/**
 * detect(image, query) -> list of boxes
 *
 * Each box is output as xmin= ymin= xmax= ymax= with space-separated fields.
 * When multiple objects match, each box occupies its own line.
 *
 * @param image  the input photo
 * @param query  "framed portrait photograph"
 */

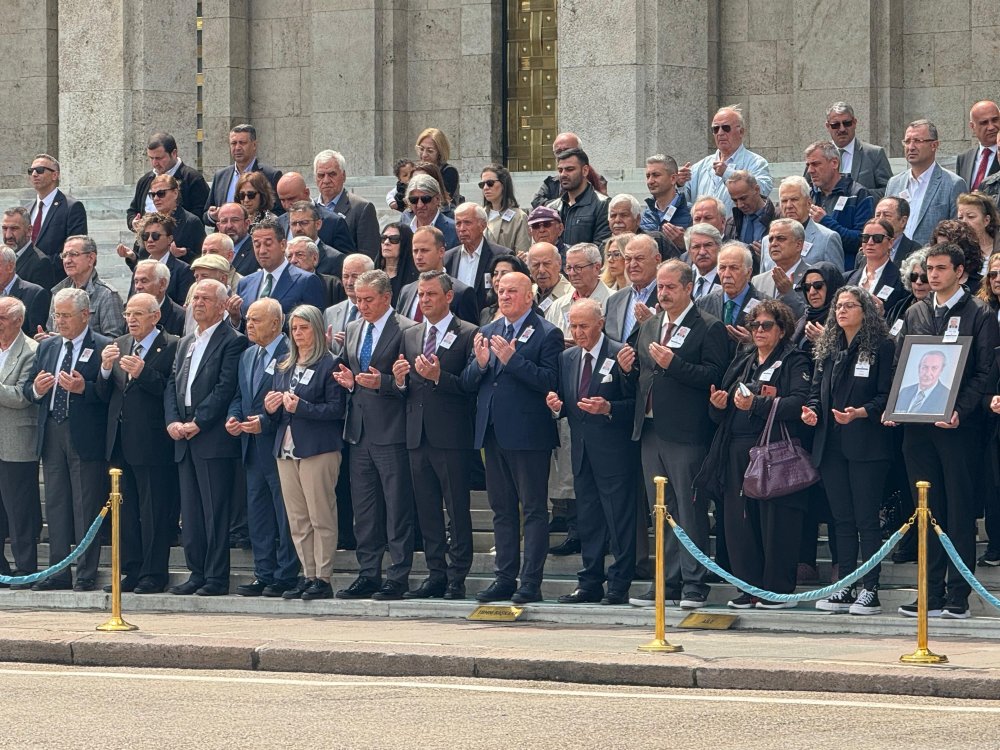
xmin=886 ymin=336 xmax=971 ymax=423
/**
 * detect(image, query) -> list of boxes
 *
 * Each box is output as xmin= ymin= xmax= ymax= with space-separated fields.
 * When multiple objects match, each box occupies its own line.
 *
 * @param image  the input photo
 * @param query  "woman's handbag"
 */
xmin=743 ymin=397 xmax=820 ymax=499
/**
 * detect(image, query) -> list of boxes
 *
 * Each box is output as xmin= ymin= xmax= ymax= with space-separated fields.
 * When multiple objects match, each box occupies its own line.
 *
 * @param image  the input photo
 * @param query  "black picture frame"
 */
xmin=886 ymin=335 xmax=971 ymax=423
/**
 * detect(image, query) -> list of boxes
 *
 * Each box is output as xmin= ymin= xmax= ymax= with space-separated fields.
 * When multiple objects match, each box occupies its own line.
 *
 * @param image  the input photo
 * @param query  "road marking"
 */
xmin=0 ymin=667 xmax=996 ymax=713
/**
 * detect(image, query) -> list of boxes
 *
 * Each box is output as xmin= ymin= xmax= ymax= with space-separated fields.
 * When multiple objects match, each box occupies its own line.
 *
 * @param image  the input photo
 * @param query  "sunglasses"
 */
xmin=711 ymin=124 xmax=732 ymax=134
xmin=141 ymin=231 xmax=163 ymax=241
xmin=800 ymin=280 xmax=826 ymax=292
xmin=148 ymin=189 xmax=174 ymax=199
xmin=530 ymin=220 xmax=556 ymax=229
xmin=747 ymin=320 xmax=777 ymax=332
xmin=909 ymin=272 xmax=929 ymax=284
xmin=409 ymin=195 xmax=436 ymax=206
xmin=860 ymin=233 xmax=888 ymax=244
xmin=380 ymin=234 xmax=401 ymax=244
xmin=478 ymin=179 xmax=498 ymax=189
xmin=27 ymin=166 xmax=54 ymax=175
xmin=826 ymin=119 xmax=854 ymax=130
xmin=988 ymin=271 xmax=1000 ymax=280
xmin=237 ymin=191 xmax=258 ymax=201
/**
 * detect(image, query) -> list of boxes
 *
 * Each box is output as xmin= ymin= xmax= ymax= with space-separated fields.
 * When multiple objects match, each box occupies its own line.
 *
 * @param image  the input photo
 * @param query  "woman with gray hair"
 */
xmin=886 ymin=247 xmax=932 ymax=329
xmin=264 ymin=305 xmax=347 ymax=601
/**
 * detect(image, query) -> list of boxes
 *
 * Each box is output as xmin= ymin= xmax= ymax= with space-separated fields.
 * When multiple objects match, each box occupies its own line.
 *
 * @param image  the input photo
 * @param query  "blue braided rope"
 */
xmin=934 ymin=524 xmax=1000 ymax=611
xmin=670 ymin=520 xmax=910 ymax=603
xmin=0 ymin=506 xmax=108 ymax=585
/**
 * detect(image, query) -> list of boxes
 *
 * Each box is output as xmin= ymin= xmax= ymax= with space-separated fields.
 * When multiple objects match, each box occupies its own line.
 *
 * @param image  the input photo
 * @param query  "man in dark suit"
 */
xmin=461 ymin=271 xmax=562 ymax=604
xmin=391 ymin=271 xmax=477 ymax=600
xmin=446 ymin=202 xmax=512 ymax=312
xmin=848 ymin=219 xmax=908 ymax=316
xmin=132 ymin=259 xmax=186 ymax=337
xmin=955 ymin=101 xmax=1000 ymax=191
xmin=605 ymin=234 xmax=661 ymax=343
xmin=275 ymin=175 xmax=355 ymax=255
xmin=225 ymin=298 xmax=299 ymax=597
xmin=127 ymin=132 xmax=210 ymax=231
xmin=397 ymin=226 xmax=478 ymax=324
xmin=229 ymin=218 xmax=326 ymax=327
xmin=26 ymin=154 xmax=88 ymax=281
xmin=203 ymin=124 xmax=283 ymax=226
xmin=3 ymin=207 xmax=54 ymax=290
xmin=0 ymin=247 xmax=49 ymax=334
xmin=332 ymin=269 xmax=418 ymax=600
xmin=216 ymin=203 xmax=258 ymax=276
xmin=164 ymin=279 xmax=248 ymax=596
xmin=24 ymin=287 xmax=110 ymax=591
xmin=285 ymin=200 xmax=347 ymax=278
xmin=546 ymin=298 xmax=637 ymax=605
xmin=95 ymin=292 xmax=179 ymax=594
xmin=697 ymin=241 xmax=768 ymax=359
xmin=287 ymin=237 xmax=345 ymax=309
xmin=619 ymin=259 xmax=729 ymax=609
xmin=314 ymin=149 xmax=381 ymax=258
xmin=823 ymin=102 xmax=893 ymax=197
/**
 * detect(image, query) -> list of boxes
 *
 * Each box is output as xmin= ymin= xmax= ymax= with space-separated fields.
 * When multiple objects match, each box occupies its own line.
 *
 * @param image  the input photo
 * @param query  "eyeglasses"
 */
xmin=711 ymin=124 xmax=732 ymax=134
xmin=408 ymin=195 xmax=436 ymax=206
xmin=901 ymin=138 xmax=936 ymax=147
xmin=826 ymin=119 xmax=854 ymax=130
xmin=834 ymin=302 xmax=862 ymax=311
xmin=141 ymin=231 xmax=163 ymax=242
xmin=27 ymin=166 xmax=54 ymax=175
xmin=860 ymin=233 xmax=888 ymax=244
xmin=530 ymin=220 xmax=556 ymax=229
xmin=800 ymin=281 xmax=826 ymax=292
xmin=605 ymin=251 xmax=623 ymax=260
xmin=564 ymin=262 xmax=597 ymax=274
xmin=236 ymin=191 xmax=259 ymax=201
xmin=289 ymin=219 xmax=315 ymax=228
xmin=59 ymin=250 xmax=93 ymax=260
xmin=380 ymin=234 xmax=401 ymax=244
xmin=148 ymin=189 xmax=174 ymax=199
xmin=478 ymin=179 xmax=498 ymax=189
xmin=747 ymin=320 xmax=777 ymax=331
xmin=52 ymin=312 xmax=80 ymax=319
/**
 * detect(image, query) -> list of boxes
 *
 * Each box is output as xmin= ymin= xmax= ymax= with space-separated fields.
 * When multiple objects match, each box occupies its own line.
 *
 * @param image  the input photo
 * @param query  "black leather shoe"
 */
xmin=195 ymin=583 xmax=228 ymax=596
xmin=9 ymin=572 xmax=34 ymax=591
xmin=73 ymin=578 xmax=96 ymax=592
xmin=133 ymin=579 xmax=164 ymax=595
xmin=511 ymin=584 xmax=542 ymax=604
xmin=102 ymin=575 xmax=138 ymax=594
xmin=263 ymin=581 xmax=297 ymax=597
xmin=403 ymin=578 xmax=447 ymax=599
xmin=335 ymin=576 xmax=381 ymax=600
xmin=557 ymin=588 xmax=602 ymax=604
xmin=301 ymin=579 xmax=333 ymax=600
xmin=443 ymin=582 xmax=467 ymax=600
xmin=476 ymin=580 xmax=516 ymax=602
xmin=236 ymin=579 xmax=270 ymax=597
xmin=549 ymin=537 xmax=581 ymax=556
xmin=282 ymin=578 xmax=312 ymax=600
xmin=601 ymin=591 xmax=629 ymax=605
xmin=31 ymin=578 xmax=72 ymax=592
xmin=371 ymin=580 xmax=407 ymax=601
xmin=168 ymin=579 xmax=202 ymax=596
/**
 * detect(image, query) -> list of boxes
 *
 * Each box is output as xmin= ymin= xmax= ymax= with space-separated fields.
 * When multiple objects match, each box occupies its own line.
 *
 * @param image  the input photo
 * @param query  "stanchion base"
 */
xmin=900 ymin=648 xmax=948 ymax=665
xmin=638 ymin=638 xmax=683 ymax=653
xmin=96 ymin=617 xmax=138 ymax=632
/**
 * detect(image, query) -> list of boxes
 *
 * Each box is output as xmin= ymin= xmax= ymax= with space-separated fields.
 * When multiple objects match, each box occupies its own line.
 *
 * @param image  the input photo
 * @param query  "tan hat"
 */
xmin=191 ymin=254 xmax=231 ymax=273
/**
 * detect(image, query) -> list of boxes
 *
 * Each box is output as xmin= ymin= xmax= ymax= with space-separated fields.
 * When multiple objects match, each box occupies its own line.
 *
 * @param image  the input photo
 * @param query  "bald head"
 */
xmin=553 ymin=132 xmax=581 ymax=155
xmin=495 ymin=271 xmax=534 ymax=321
xmin=245 ymin=297 xmax=283 ymax=347
xmin=276 ymin=172 xmax=310 ymax=212
xmin=527 ymin=242 xmax=561 ymax=294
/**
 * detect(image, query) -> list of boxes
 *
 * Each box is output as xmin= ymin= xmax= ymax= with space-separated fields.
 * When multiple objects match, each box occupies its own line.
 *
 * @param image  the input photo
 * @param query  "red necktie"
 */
xmin=973 ymin=149 xmax=992 ymax=190
xmin=413 ymin=303 xmax=424 ymax=323
xmin=31 ymin=201 xmax=43 ymax=242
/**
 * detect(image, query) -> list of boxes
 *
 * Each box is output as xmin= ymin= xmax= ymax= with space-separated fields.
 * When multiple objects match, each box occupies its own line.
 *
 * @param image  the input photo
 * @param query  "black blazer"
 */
xmin=806 ymin=336 xmax=894 ymax=465
xmin=956 ymin=146 xmax=999 ymax=189
xmin=397 ymin=276 xmax=479 ymax=325
xmin=159 ymin=298 xmax=187 ymax=336
xmin=319 ymin=273 xmax=347 ymax=309
xmin=164 ymin=322 xmax=248 ymax=460
xmin=268 ymin=352 xmax=346 ymax=458
xmin=203 ymin=161 xmax=284 ymax=225
xmin=444 ymin=238 xmax=512 ymax=312
xmin=231 ymin=235 xmax=258 ymax=276
xmin=127 ymin=162 xmax=211 ymax=229
xmin=278 ymin=207 xmax=356 ymax=254
xmin=314 ymin=240 xmax=346 ymax=279
xmin=128 ymin=254 xmax=194 ymax=307
xmin=31 ymin=190 xmax=88 ymax=273
xmin=396 ymin=315 xmax=478 ymax=450
xmin=847 ymin=260 xmax=908 ymax=317
xmin=7 ymin=276 xmax=50 ymax=335
xmin=14 ymin=243 xmax=55 ymax=290
xmin=95 ymin=330 xmax=178 ymax=465
xmin=25 ymin=328 xmax=111 ymax=461
xmin=327 ymin=191 xmax=381 ymax=258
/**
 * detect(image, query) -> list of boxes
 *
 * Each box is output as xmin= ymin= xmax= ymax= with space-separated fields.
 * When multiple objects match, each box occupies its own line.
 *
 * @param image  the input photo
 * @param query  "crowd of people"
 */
xmin=2 ymin=100 xmax=1000 ymax=620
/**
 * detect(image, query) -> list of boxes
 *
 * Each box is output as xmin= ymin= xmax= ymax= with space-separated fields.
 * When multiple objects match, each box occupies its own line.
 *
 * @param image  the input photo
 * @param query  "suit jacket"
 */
xmin=95 ymin=330 xmax=178 ymax=465
xmin=318 ymin=273 xmax=346 ymax=309
xmin=760 ymin=219 xmax=844 ymax=272
xmin=128 ymin=254 xmax=193 ymax=307
xmin=896 ymin=381 xmax=951 ymax=416
xmin=313 ymin=239 xmax=346 ymax=279
xmin=853 ymin=235 xmax=921 ymax=270
xmin=847 ymin=260 xmax=908 ymax=316
xmin=163 ymin=322 xmax=248 ymax=460
xmin=624 ymin=305 xmax=729 ymax=443
xmin=696 ymin=283 xmax=768 ymax=328
xmin=886 ymin=163 xmax=968 ymax=246
xmin=849 ymin=140 xmax=893 ymax=197
xmin=203 ymin=161 xmax=284 ymax=225
xmin=30 ymin=189 xmax=88 ymax=273
xmin=396 ymin=316 xmax=477 ymax=450
xmin=556 ymin=337 xmax=635 ymax=475
xmin=433 ymin=213 xmax=460 ymax=250
xmin=228 ymin=335 xmax=288 ymax=462
xmin=751 ymin=262 xmax=811 ymax=318
xmin=159 ymin=297 xmax=187 ymax=336
xmin=127 ymin=162 xmax=211 ymax=228
xmin=323 ymin=299 xmax=357 ymax=357
xmin=25 ymin=328 xmax=111 ymax=461
xmin=278 ymin=206 xmax=356 ymax=254
xmin=445 ymin=238 xmax=512 ymax=312
xmin=460 ymin=309 xmax=562 ymax=450
xmin=605 ymin=283 xmax=657 ymax=343
xmin=236 ymin=264 xmax=326 ymax=319
xmin=7 ymin=276 xmax=50 ymax=335
xmin=338 ymin=311 xmax=416 ymax=446
xmin=14 ymin=243 xmax=54 ymax=290
xmin=397 ymin=275 xmax=479 ymax=325
xmin=955 ymin=146 xmax=999 ymax=189
xmin=0 ymin=331 xmax=38 ymax=463
xmin=268 ymin=352 xmax=346 ymax=458
xmin=327 ymin=191 xmax=380 ymax=258
xmin=231 ymin=235 xmax=258 ymax=276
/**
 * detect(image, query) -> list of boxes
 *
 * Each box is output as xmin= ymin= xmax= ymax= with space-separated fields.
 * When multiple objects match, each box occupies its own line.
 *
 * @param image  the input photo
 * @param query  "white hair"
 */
xmin=313 ymin=149 xmax=346 ymax=174
xmin=608 ymin=194 xmax=642 ymax=219
xmin=780 ymin=175 xmax=811 ymax=200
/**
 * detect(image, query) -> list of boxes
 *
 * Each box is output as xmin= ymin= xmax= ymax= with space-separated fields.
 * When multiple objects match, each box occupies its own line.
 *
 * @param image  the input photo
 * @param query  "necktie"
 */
xmin=579 ymin=352 xmax=593 ymax=397
xmin=423 ymin=324 xmax=437 ymax=359
xmin=838 ymin=148 xmax=847 ymax=173
xmin=51 ymin=340 xmax=73 ymax=423
xmin=259 ymin=272 xmax=274 ymax=299
xmin=359 ymin=323 xmax=374 ymax=371
xmin=127 ymin=341 xmax=144 ymax=383
xmin=973 ymin=149 xmax=992 ymax=190
xmin=31 ymin=200 xmax=43 ymax=242
xmin=623 ymin=287 xmax=641 ymax=337
xmin=661 ymin=322 xmax=675 ymax=347
xmin=347 ymin=303 xmax=358 ymax=324
xmin=695 ymin=277 xmax=706 ymax=299
xmin=251 ymin=346 xmax=268 ymax=393
xmin=503 ymin=323 xmax=515 ymax=341
xmin=909 ymin=390 xmax=926 ymax=413
xmin=413 ymin=301 xmax=424 ymax=323
xmin=723 ymin=299 xmax=736 ymax=325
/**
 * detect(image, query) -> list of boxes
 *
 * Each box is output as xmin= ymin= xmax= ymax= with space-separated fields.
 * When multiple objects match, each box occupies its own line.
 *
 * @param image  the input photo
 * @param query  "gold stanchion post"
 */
xmin=639 ymin=476 xmax=682 ymax=653
xmin=97 ymin=468 xmax=138 ymax=632
xmin=900 ymin=480 xmax=945 ymax=664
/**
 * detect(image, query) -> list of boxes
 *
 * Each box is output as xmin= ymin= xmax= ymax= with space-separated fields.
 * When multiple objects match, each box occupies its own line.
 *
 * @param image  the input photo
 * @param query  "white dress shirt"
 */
xmin=185 ymin=320 xmax=222 ymax=407
xmin=456 ymin=240 xmax=483 ymax=288
xmin=903 ymin=165 xmax=935 ymax=239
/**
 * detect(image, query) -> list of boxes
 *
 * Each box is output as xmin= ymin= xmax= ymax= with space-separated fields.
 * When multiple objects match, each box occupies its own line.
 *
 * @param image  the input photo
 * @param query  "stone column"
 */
xmin=201 ymin=0 xmax=249 ymax=175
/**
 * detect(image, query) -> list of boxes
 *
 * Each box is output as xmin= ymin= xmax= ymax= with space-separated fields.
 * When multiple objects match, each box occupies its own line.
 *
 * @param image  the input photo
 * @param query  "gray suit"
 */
xmin=849 ymin=140 xmax=893 ymax=197
xmin=323 ymin=299 xmax=359 ymax=357
xmin=751 ymin=262 xmax=812 ymax=318
xmin=760 ymin=220 xmax=843 ymax=273
xmin=886 ymin=163 xmax=968 ymax=247
xmin=604 ymin=284 xmax=656 ymax=343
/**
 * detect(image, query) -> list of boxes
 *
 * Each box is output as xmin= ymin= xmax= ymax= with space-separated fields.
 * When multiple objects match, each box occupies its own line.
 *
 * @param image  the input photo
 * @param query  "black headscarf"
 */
xmin=797 ymin=262 xmax=845 ymax=323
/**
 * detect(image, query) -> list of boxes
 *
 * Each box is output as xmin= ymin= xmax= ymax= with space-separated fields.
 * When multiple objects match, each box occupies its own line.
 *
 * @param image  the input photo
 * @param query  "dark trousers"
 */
xmin=902 ymin=424 xmax=977 ymax=600
xmin=575 ymin=452 xmax=636 ymax=595
xmin=350 ymin=436 xmax=413 ymax=584
xmin=798 ymin=484 xmax=835 ymax=568
xmin=0 ymin=460 xmax=41 ymax=573
xmin=820 ymin=442 xmax=888 ymax=590
xmin=335 ymin=444 xmax=356 ymax=547
xmin=177 ymin=451 xmax=235 ymax=588
xmin=483 ymin=426 xmax=550 ymax=587
xmin=245 ymin=438 xmax=299 ymax=585
xmin=409 ymin=442 xmax=473 ymax=585
xmin=41 ymin=418 xmax=106 ymax=584
xmin=229 ymin=467 xmax=248 ymax=542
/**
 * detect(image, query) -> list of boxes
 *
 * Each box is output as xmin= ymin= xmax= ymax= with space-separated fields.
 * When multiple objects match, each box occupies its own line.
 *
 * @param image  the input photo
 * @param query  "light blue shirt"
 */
xmin=683 ymin=144 xmax=772 ymax=212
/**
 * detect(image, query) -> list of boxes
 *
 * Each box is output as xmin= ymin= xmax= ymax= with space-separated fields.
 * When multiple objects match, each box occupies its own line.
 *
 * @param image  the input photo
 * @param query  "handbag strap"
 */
xmin=755 ymin=396 xmax=781 ymax=448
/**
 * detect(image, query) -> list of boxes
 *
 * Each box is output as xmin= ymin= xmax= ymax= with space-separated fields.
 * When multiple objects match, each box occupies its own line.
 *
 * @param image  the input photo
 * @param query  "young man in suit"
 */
xmin=0 ymin=246 xmax=49 ymax=335
xmin=392 ymin=270 xmax=478 ymax=600
xmin=96 ymin=293 xmax=179 ymax=594
xmin=127 ymin=132 xmax=210 ymax=231
xmin=26 ymin=154 xmax=87 ymax=281
xmin=461 ymin=271 xmax=562 ymax=604
xmin=3 ymin=206 xmax=54 ymax=290
xmin=203 ymin=124 xmax=283 ymax=226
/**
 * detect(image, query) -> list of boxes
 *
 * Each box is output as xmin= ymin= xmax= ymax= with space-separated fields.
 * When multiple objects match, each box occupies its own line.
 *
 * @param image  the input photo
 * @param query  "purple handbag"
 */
xmin=743 ymin=397 xmax=820 ymax=500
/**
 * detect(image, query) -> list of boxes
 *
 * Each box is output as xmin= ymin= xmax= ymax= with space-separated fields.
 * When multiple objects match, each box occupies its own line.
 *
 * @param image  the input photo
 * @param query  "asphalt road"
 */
xmin=4 ymin=664 xmax=1000 ymax=749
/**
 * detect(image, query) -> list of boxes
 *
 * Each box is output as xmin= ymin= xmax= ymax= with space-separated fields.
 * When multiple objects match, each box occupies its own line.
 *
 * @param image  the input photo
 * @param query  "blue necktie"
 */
xmin=503 ymin=323 xmax=514 ymax=341
xmin=251 ymin=346 xmax=268 ymax=393
xmin=359 ymin=323 xmax=374 ymax=372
